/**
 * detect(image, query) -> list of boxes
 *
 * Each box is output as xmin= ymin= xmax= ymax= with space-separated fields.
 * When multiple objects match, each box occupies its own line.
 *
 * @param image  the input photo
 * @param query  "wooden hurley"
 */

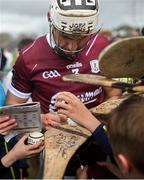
xmin=63 ymin=74 xmax=112 ymax=86
xmin=89 ymin=98 xmax=124 ymax=115
xmin=63 ymin=74 xmax=144 ymax=93
xmin=43 ymin=124 xmax=91 ymax=179
xmin=99 ymin=37 xmax=144 ymax=78
xmin=43 ymin=98 xmax=126 ymax=179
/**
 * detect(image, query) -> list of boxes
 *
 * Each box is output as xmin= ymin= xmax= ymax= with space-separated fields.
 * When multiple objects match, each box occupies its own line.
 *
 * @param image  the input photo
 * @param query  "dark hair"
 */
xmin=107 ymin=95 xmax=144 ymax=173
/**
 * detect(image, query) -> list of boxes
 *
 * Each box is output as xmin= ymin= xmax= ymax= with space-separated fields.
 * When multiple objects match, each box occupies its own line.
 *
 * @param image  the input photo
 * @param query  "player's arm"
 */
xmin=6 ymin=90 xmax=28 ymax=105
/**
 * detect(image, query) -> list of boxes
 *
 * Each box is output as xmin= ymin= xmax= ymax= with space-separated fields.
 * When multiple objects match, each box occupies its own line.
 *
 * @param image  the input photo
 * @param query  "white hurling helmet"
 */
xmin=50 ymin=0 xmax=99 ymax=35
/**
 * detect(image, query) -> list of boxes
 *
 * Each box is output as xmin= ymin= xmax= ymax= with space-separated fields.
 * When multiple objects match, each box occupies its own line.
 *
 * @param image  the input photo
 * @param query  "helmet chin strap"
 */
xmin=53 ymin=46 xmax=78 ymax=61
xmin=50 ymin=24 xmax=78 ymax=61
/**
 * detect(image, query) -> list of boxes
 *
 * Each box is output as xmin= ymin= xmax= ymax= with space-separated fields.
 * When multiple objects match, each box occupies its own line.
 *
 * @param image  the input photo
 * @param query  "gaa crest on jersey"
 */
xmin=90 ymin=59 xmax=100 ymax=73
xmin=42 ymin=70 xmax=61 ymax=79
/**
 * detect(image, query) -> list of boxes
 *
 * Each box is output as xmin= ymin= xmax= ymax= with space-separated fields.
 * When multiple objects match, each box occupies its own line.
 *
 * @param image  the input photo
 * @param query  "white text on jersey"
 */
xmin=66 ymin=62 xmax=82 ymax=69
xmin=42 ymin=70 xmax=61 ymax=79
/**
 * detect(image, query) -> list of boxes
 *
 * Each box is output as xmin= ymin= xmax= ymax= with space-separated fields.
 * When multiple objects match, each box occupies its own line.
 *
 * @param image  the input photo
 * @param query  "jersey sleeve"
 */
xmin=9 ymin=53 xmax=32 ymax=99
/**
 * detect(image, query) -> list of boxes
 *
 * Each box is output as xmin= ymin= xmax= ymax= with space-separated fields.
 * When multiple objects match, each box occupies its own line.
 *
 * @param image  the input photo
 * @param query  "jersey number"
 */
xmin=72 ymin=68 xmax=79 ymax=74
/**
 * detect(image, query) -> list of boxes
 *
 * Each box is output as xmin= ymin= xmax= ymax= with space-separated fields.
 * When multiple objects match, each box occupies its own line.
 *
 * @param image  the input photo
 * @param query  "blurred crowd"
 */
xmin=0 ymin=37 xmax=34 ymax=92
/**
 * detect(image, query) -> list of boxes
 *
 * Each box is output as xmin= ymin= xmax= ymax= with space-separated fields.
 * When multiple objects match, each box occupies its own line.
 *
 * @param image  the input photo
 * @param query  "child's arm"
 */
xmin=56 ymin=92 xmax=114 ymax=161
xmin=1 ymin=135 xmax=44 ymax=168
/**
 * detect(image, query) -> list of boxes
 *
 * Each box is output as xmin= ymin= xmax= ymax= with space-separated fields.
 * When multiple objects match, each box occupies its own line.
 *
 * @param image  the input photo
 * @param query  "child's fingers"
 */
xmin=27 ymin=140 xmax=44 ymax=150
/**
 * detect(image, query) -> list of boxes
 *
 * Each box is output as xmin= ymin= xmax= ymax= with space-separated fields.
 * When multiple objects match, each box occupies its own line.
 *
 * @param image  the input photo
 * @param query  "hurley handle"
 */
xmin=63 ymin=74 xmax=144 ymax=93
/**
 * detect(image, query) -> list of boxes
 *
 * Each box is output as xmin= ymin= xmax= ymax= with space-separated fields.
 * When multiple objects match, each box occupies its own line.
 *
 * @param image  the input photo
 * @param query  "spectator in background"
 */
xmin=17 ymin=38 xmax=34 ymax=52
xmin=111 ymin=25 xmax=140 ymax=42
xmin=0 ymin=49 xmax=6 ymax=106
xmin=2 ymin=38 xmax=34 ymax=93
xmin=0 ymin=82 xmax=5 ymax=106
xmin=141 ymin=27 xmax=144 ymax=36
xmin=3 ymin=48 xmax=13 ymax=72
xmin=137 ymin=27 xmax=144 ymax=85
xmin=0 ymin=48 xmax=7 ymax=72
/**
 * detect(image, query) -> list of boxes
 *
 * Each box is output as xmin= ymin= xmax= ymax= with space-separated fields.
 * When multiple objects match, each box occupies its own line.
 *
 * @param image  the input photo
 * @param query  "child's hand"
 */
xmin=56 ymin=92 xmax=100 ymax=132
xmin=11 ymin=135 xmax=44 ymax=161
xmin=1 ymin=134 xmax=44 ymax=168
xmin=0 ymin=115 xmax=17 ymax=135
xmin=56 ymin=92 xmax=90 ymax=124
xmin=97 ymin=161 xmax=124 ymax=178
xmin=76 ymin=165 xmax=88 ymax=179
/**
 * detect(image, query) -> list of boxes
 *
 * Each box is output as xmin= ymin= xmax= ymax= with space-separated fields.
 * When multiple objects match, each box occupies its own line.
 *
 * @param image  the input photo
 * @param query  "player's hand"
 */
xmin=0 ymin=115 xmax=17 ymax=135
xmin=41 ymin=113 xmax=67 ymax=130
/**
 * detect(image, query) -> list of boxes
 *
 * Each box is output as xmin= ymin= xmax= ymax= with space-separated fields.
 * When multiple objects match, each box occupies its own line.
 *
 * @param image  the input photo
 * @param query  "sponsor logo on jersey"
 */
xmin=77 ymin=87 xmax=102 ymax=104
xmin=49 ymin=87 xmax=102 ymax=112
xmin=66 ymin=62 xmax=83 ymax=69
xmin=42 ymin=70 xmax=61 ymax=79
xmin=90 ymin=59 xmax=100 ymax=73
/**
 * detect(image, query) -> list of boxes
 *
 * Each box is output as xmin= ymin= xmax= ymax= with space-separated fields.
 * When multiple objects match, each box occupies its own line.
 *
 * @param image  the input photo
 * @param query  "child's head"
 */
xmin=108 ymin=95 xmax=144 ymax=178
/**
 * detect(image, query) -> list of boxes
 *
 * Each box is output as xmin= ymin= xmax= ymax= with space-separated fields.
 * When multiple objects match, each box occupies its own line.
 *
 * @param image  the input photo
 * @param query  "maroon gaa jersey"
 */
xmin=9 ymin=34 xmax=109 ymax=113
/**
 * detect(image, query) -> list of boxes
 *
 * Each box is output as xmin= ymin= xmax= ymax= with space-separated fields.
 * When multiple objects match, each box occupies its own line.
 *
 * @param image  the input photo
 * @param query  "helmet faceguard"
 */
xmin=49 ymin=0 xmax=99 ymax=60
xmin=50 ymin=24 xmax=80 ymax=61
